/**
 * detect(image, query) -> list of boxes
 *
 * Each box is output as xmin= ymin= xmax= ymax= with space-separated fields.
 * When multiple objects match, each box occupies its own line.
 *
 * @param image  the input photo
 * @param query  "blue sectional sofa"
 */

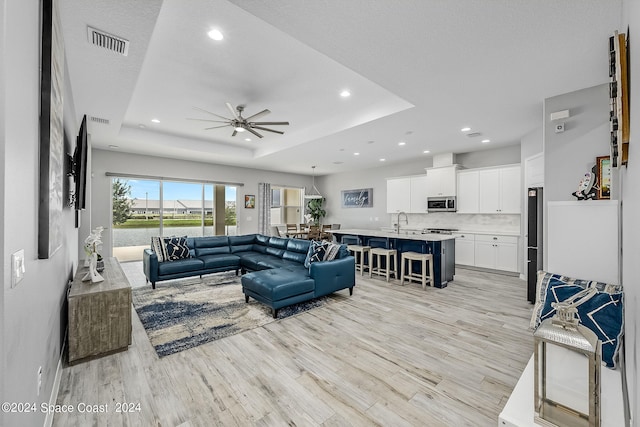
xmin=143 ymin=234 xmax=356 ymax=317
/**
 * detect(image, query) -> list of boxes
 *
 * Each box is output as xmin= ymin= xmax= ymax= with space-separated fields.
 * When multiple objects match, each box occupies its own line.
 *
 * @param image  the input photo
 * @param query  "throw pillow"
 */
xmin=537 ymin=277 xmax=624 ymax=369
xmin=151 ymin=236 xmax=168 ymax=262
xmin=530 ymin=270 xmax=623 ymax=329
xmin=163 ymin=236 xmax=191 ymax=261
xmin=304 ymin=240 xmax=329 ymax=268
xmin=323 ymin=242 xmax=342 ymax=261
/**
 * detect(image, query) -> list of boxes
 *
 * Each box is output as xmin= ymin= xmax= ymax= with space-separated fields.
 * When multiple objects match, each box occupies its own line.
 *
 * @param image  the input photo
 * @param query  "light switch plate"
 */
xmin=11 ymin=249 xmax=25 ymax=288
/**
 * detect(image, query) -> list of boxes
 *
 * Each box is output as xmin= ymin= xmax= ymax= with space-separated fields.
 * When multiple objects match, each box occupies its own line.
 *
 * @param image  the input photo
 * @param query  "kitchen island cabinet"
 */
xmin=332 ymin=229 xmax=455 ymax=288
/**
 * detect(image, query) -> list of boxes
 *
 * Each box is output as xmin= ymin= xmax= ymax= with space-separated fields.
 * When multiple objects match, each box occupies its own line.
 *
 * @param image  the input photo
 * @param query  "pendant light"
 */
xmin=304 ymin=166 xmax=323 ymax=199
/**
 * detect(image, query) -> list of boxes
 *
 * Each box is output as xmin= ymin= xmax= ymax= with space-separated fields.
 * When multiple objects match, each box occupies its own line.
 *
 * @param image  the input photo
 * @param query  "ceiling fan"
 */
xmin=188 ymin=103 xmax=289 ymax=139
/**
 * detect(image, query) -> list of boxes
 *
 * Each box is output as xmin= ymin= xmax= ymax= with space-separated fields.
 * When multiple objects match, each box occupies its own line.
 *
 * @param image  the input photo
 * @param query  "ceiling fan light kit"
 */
xmin=188 ymin=103 xmax=289 ymax=139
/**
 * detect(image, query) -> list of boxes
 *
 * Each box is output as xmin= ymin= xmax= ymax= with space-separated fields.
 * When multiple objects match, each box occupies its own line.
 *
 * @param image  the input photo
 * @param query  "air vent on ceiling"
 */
xmin=467 ymin=132 xmax=482 ymax=138
xmin=87 ymin=26 xmax=129 ymax=56
xmin=90 ymin=116 xmax=110 ymax=125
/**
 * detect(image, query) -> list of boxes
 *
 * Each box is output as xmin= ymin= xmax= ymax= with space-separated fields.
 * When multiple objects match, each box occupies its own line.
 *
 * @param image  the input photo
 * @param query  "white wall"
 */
xmin=544 ymin=84 xmax=611 ymax=202
xmin=90 ymin=150 xmax=316 ymax=255
xmin=621 ymin=0 xmax=639 ymax=422
xmin=1 ymin=1 xmax=79 ymax=425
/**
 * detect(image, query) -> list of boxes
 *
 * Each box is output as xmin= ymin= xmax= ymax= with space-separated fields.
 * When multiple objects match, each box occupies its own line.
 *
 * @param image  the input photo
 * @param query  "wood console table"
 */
xmin=68 ymin=257 xmax=132 ymax=365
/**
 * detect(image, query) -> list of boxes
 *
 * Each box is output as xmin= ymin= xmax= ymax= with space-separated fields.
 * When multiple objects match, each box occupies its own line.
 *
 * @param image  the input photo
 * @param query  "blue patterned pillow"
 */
xmin=537 ymin=276 xmax=624 ymax=369
xmin=163 ymin=236 xmax=191 ymax=261
xmin=304 ymin=240 xmax=328 ymax=268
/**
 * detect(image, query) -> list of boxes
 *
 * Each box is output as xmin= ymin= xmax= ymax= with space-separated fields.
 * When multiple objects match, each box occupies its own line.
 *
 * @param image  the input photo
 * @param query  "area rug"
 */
xmin=132 ymin=271 xmax=327 ymax=357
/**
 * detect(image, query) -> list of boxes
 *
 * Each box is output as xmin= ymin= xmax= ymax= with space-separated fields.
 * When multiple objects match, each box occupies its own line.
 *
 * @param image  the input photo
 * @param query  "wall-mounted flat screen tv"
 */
xmin=73 ymin=115 xmax=87 ymax=210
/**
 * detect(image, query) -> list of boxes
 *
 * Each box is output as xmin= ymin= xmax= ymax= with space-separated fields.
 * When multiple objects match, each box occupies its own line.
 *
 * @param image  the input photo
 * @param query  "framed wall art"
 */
xmin=341 ymin=188 xmax=373 ymax=208
xmin=596 ymin=155 xmax=611 ymax=199
xmin=244 ymin=195 xmax=256 ymax=209
xmin=38 ymin=0 xmax=65 ymax=259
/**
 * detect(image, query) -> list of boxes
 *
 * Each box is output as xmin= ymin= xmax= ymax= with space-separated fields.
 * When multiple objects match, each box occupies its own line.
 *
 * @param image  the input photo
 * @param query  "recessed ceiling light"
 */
xmin=340 ymin=90 xmax=351 ymax=98
xmin=245 ymin=138 xmax=251 ymax=142
xmin=423 ymin=150 xmax=430 ymax=154
xmin=207 ymin=29 xmax=223 ymax=41
xmin=379 ymin=158 xmax=386 ymax=162
xmin=151 ymin=118 xmax=160 ymax=123
xmin=354 ymin=152 xmax=360 ymax=156
xmin=398 ymin=141 xmax=406 ymax=146
xmin=481 ymin=139 xmax=490 ymax=143
xmin=108 ymin=145 xmax=119 ymax=149
xmin=461 ymin=127 xmax=471 ymax=132
xmin=138 ymin=124 xmax=146 ymax=129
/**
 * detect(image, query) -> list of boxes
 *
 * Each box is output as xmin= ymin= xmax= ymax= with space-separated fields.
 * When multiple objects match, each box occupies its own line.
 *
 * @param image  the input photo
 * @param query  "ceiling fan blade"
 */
xmin=232 ymin=129 xmax=237 ymax=137
xmin=192 ymin=106 xmax=230 ymax=121
xmin=251 ymin=121 xmax=289 ymax=126
xmin=204 ymin=125 xmax=231 ymax=130
xmin=244 ymin=127 xmax=263 ymax=139
xmin=252 ymin=126 xmax=284 ymax=135
xmin=187 ymin=118 xmax=228 ymax=123
xmin=226 ymin=102 xmax=239 ymax=119
xmin=244 ymin=109 xmax=270 ymax=121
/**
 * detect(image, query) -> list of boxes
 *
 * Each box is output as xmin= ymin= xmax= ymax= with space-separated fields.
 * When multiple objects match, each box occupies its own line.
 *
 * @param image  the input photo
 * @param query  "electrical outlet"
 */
xmin=37 ymin=366 xmax=42 ymax=396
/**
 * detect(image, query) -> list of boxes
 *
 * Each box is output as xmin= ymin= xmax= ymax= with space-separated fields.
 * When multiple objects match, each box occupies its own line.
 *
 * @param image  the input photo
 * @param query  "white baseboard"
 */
xmin=44 ymin=340 xmax=65 ymax=427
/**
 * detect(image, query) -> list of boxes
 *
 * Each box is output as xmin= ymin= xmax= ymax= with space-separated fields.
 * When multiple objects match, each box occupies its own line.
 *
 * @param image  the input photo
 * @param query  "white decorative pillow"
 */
xmin=151 ymin=236 xmax=167 ymax=262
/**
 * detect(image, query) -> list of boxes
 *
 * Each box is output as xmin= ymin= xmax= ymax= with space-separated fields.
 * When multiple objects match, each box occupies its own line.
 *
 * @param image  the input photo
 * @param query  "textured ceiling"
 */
xmin=59 ymin=0 xmax=623 ymax=176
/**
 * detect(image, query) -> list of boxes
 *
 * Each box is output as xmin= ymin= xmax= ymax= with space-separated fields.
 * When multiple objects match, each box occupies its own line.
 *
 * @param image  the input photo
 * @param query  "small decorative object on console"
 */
xmin=83 ymin=226 xmax=105 ymax=283
xmin=571 ymin=167 xmax=597 ymax=201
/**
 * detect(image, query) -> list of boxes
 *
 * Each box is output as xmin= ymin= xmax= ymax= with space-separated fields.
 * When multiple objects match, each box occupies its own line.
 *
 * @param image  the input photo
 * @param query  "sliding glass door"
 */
xmin=111 ymin=177 xmax=237 ymax=262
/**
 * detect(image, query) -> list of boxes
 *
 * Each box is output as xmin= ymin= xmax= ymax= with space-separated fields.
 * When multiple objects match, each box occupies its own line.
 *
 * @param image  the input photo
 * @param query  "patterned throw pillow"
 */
xmin=163 ymin=236 xmax=191 ymax=261
xmin=304 ymin=240 xmax=328 ymax=268
xmin=151 ymin=236 xmax=168 ymax=262
xmin=532 ymin=271 xmax=624 ymax=369
xmin=304 ymin=241 xmax=343 ymax=268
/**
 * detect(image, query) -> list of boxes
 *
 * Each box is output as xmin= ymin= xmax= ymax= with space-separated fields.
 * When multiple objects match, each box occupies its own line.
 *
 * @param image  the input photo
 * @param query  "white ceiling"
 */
xmin=59 ymin=0 xmax=623 ymax=176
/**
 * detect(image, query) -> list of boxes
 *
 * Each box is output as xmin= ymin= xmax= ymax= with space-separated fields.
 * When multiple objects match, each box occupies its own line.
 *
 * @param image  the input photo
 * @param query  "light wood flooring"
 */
xmin=53 ymin=264 xmax=534 ymax=426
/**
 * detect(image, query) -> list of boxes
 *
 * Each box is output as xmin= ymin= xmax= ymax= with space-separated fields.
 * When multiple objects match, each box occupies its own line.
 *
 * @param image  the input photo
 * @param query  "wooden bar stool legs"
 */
xmin=369 ymin=248 xmax=398 ymax=282
xmin=347 ymin=245 xmax=371 ymax=276
xmin=400 ymin=251 xmax=434 ymax=289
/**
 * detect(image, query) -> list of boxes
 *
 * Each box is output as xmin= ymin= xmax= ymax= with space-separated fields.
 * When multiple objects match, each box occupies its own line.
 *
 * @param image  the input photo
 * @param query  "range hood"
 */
xmin=424 ymin=153 xmax=459 ymax=197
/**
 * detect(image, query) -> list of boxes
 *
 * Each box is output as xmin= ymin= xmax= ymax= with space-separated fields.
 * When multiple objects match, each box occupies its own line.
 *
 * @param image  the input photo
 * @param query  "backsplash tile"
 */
xmin=392 ymin=213 xmax=520 ymax=233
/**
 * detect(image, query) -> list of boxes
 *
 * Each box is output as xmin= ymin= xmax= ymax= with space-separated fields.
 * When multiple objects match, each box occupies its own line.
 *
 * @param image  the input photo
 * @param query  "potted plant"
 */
xmin=306 ymin=198 xmax=326 ymax=225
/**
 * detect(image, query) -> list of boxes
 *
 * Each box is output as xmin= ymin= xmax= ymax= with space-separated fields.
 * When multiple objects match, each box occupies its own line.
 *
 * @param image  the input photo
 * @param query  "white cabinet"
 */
xmin=473 ymin=234 xmax=519 ymax=272
xmin=425 ymin=166 xmax=458 ymax=197
xmin=452 ymin=233 xmax=475 ymax=266
xmin=478 ymin=165 xmax=521 ymax=214
xmin=387 ymin=175 xmax=430 ymax=213
xmin=409 ymin=175 xmax=429 ymax=213
xmin=456 ymin=170 xmax=479 ymax=213
xmin=386 ymin=177 xmax=411 ymax=213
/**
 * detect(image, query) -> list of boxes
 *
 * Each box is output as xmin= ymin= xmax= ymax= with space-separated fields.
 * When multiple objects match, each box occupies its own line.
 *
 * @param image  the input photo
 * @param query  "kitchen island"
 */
xmin=332 ymin=228 xmax=455 ymax=288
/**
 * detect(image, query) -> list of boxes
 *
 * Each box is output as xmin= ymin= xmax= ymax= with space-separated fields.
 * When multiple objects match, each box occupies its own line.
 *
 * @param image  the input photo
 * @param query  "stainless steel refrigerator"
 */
xmin=527 ymin=187 xmax=543 ymax=303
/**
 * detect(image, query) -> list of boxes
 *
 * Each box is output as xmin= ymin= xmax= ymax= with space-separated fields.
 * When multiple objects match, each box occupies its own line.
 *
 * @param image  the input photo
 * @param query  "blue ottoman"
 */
xmin=241 ymin=269 xmax=315 ymax=318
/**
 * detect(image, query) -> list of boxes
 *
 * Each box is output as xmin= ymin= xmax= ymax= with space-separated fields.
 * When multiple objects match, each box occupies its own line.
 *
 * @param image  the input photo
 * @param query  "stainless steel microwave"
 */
xmin=427 ymin=196 xmax=456 ymax=212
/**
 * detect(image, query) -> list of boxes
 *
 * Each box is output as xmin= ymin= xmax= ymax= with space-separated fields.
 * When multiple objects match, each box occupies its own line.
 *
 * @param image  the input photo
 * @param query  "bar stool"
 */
xmin=400 ymin=251 xmax=434 ymax=289
xmin=369 ymin=248 xmax=398 ymax=282
xmin=347 ymin=245 xmax=371 ymax=275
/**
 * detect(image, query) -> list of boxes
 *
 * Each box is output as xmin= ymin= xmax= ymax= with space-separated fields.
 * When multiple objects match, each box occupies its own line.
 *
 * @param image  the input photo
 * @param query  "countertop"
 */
xmin=379 ymin=227 xmax=520 ymax=237
xmin=333 ymin=228 xmax=456 ymax=242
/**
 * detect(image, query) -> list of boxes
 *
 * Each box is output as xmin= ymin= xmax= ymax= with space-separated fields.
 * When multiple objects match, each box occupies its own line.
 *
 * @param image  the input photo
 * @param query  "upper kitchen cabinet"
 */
xmin=456 ymin=170 xmax=480 ymax=213
xmin=425 ymin=165 xmax=459 ymax=197
xmin=386 ymin=177 xmax=411 ymax=213
xmin=478 ymin=165 xmax=521 ymax=213
xmin=410 ymin=175 xmax=429 ymax=213
xmin=387 ymin=175 xmax=431 ymax=213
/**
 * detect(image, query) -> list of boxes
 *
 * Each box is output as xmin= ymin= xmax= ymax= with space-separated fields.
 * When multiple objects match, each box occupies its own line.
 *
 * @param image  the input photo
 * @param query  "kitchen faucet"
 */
xmin=396 ymin=211 xmax=408 ymax=234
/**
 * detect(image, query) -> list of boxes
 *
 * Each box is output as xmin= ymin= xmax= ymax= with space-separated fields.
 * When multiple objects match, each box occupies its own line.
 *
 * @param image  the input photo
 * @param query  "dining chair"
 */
xmin=307 ymin=225 xmax=321 ymax=240
xmin=286 ymin=223 xmax=298 ymax=237
xmin=320 ymin=224 xmax=333 ymax=240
